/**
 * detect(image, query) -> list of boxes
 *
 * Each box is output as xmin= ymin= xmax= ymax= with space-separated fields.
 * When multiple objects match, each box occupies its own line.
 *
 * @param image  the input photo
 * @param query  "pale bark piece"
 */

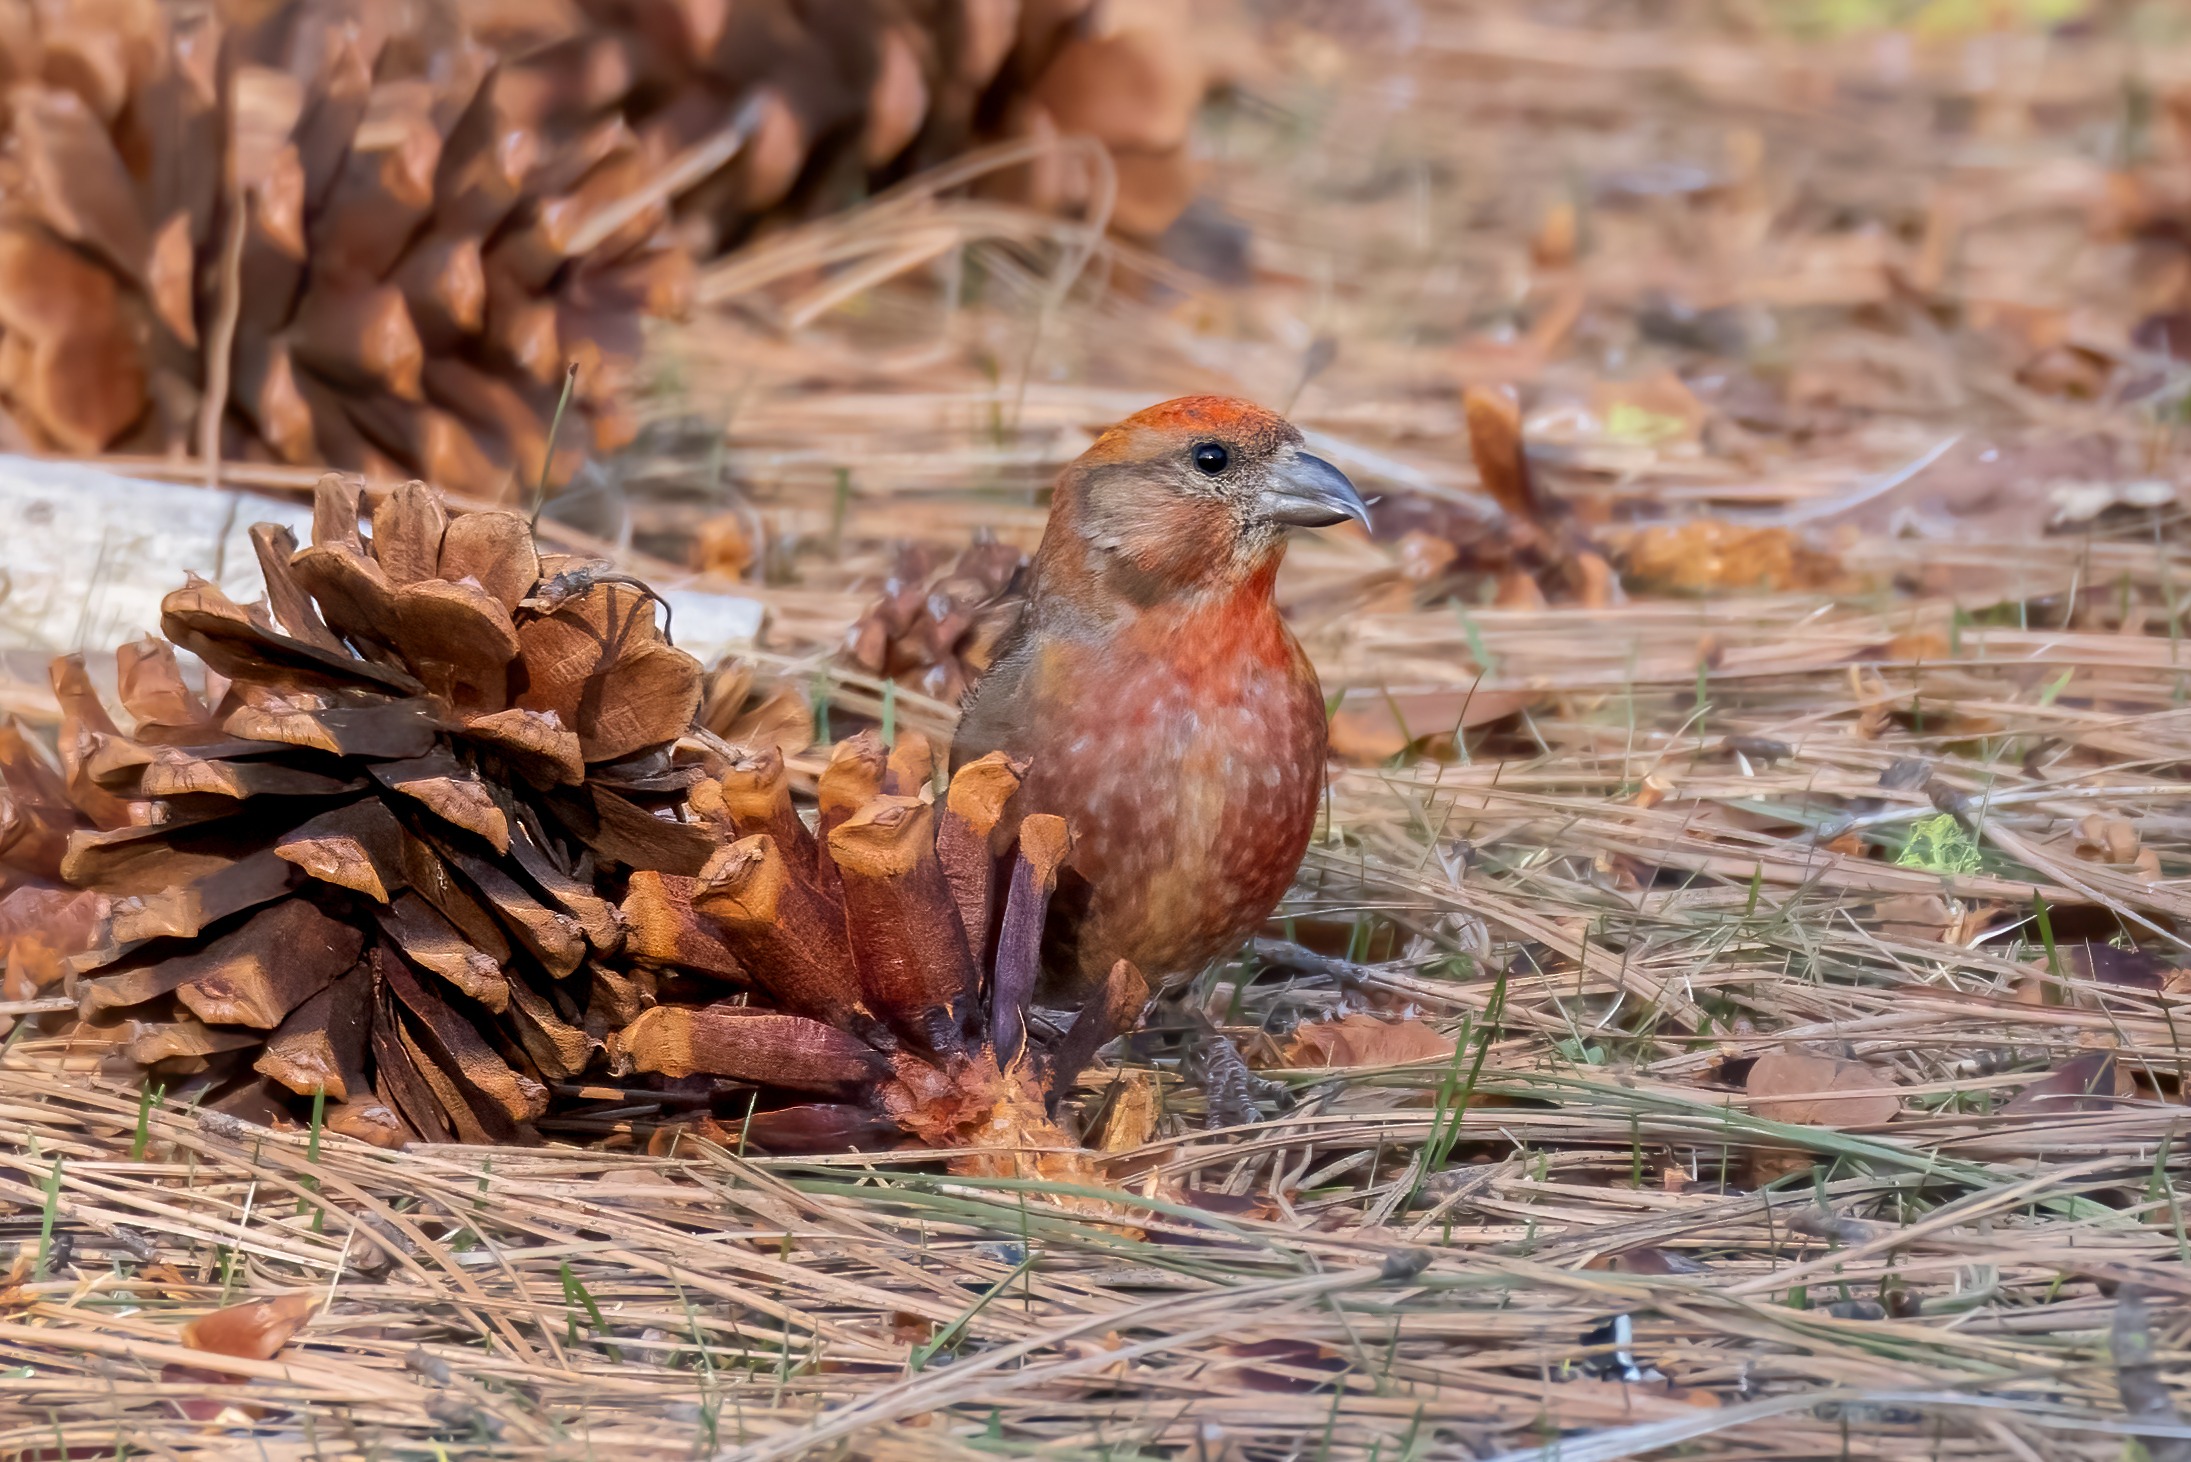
xmin=620 ymin=870 xmax=742 ymax=979
xmin=169 ymin=898 xmax=364 ymax=1029
xmin=275 ymin=798 xmax=407 ymax=903
xmin=371 ymin=750 xmax=510 ymax=851
xmin=611 ymin=1004 xmax=884 ymax=1091
xmin=374 ymin=891 xmax=510 ymax=1012
xmin=254 ymin=960 xmax=372 ymax=1099
xmin=436 ymin=510 xmax=540 ymax=612
xmin=828 ymin=796 xmax=978 ymax=1057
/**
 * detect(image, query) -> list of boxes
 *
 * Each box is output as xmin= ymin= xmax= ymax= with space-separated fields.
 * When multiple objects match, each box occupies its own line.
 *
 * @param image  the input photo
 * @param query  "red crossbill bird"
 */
xmin=952 ymin=395 xmax=1368 ymax=995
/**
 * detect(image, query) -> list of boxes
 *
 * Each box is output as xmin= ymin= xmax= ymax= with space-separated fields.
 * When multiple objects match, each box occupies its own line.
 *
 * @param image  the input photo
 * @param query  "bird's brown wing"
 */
xmin=948 ymin=596 xmax=1037 ymax=772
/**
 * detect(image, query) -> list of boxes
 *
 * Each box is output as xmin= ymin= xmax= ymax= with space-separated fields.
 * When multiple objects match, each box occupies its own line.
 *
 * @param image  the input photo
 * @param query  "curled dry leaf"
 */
xmin=180 ymin=1291 xmax=317 ymax=1362
xmin=1620 ymin=520 xmax=1849 ymax=596
xmin=1282 ymin=1012 xmax=1456 ymax=1069
xmin=1326 ymin=686 xmax=1536 ymax=764
xmin=1744 ymin=1046 xmax=1899 ymax=1127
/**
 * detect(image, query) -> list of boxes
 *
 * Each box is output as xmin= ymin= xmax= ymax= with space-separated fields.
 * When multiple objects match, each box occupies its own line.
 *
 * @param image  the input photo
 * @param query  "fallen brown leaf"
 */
xmin=180 ymin=1292 xmax=316 ymax=1362
xmin=1621 ymin=520 xmax=1849 ymax=595
xmin=1283 ymin=1012 xmax=1455 ymax=1068
xmin=1745 ymin=1046 xmax=1899 ymax=1127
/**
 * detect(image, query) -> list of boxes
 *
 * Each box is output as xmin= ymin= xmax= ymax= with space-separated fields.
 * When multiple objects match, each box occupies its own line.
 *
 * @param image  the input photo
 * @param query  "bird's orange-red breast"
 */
xmin=953 ymin=395 xmax=1367 ymax=993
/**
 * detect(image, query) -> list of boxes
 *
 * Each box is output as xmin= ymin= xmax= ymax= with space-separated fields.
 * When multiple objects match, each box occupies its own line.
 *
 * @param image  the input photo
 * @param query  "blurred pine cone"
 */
xmin=843 ymin=536 xmax=1026 ymax=703
xmin=0 ymin=0 xmax=705 ymax=490
xmin=0 ymin=0 xmax=1216 ymax=489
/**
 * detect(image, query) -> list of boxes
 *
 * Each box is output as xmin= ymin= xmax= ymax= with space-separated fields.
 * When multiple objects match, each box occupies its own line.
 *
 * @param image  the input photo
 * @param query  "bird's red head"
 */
xmin=1038 ymin=395 xmax=1368 ymax=610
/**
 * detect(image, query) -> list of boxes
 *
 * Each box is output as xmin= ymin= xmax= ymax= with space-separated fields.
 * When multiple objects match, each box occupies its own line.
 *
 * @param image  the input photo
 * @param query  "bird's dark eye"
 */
xmin=1192 ymin=442 xmax=1230 ymax=476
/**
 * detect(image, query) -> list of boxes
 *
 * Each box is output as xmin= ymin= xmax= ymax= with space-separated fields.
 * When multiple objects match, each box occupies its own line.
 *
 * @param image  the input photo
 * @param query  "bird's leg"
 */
xmin=1177 ymin=1003 xmax=1291 ymax=1131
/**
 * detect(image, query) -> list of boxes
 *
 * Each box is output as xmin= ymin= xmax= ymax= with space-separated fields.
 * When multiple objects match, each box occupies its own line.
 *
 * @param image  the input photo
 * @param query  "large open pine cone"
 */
xmin=0 ymin=477 xmax=1143 ymax=1154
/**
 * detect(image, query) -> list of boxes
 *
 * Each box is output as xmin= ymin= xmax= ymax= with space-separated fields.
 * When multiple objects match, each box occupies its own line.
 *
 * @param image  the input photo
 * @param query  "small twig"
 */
xmin=0 ymin=997 xmax=76 ymax=1017
xmin=530 ymin=363 xmax=581 ymax=535
xmin=199 ymin=186 xmax=248 ymax=484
